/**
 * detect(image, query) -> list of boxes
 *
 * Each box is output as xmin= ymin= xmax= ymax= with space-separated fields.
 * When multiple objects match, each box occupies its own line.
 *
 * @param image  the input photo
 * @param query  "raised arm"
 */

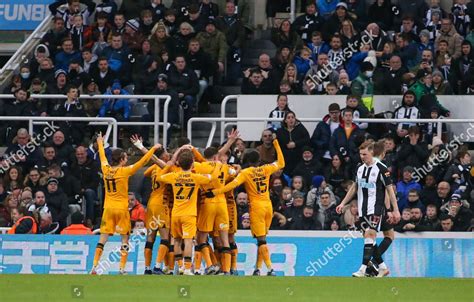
xmin=213 ymin=172 xmax=245 ymax=195
xmin=96 ymin=132 xmax=109 ymax=167
xmin=192 ymin=147 xmax=206 ymax=163
xmin=273 ymin=138 xmax=285 ymax=169
xmin=130 ymin=135 xmax=167 ymax=168
xmin=129 ymin=144 xmax=160 ymax=175
xmin=218 ymin=128 xmax=240 ymax=158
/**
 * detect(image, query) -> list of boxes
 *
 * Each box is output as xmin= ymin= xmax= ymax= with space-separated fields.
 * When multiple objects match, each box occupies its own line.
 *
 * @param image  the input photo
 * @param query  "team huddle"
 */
xmin=90 ymin=129 xmax=284 ymax=276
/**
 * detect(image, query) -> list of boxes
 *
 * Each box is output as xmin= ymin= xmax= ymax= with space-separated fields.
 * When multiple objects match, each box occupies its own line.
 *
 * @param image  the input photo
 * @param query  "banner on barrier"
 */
xmin=0 ymin=0 xmax=53 ymax=30
xmin=0 ymin=233 xmax=472 ymax=277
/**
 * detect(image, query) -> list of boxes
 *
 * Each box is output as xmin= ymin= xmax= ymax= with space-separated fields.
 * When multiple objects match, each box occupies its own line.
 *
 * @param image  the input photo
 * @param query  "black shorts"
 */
xmin=356 ymin=214 xmax=394 ymax=233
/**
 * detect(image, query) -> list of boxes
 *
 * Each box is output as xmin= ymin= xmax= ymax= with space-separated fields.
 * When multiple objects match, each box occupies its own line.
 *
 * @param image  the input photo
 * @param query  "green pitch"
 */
xmin=0 ymin=275 xmax=472 ymax=302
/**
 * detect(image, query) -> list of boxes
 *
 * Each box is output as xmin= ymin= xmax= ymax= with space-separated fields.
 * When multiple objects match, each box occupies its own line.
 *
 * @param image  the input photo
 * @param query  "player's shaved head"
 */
xmin=178 ymin=150 xmax=194 ymax=170
xmin=243 ymin=150 xmax=260 ymax=166
xmin=203 ymin=147 xmax=218 ymax=160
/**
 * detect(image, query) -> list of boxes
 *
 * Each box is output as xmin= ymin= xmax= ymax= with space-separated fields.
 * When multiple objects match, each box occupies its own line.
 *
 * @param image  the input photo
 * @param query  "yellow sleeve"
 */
xmin=128 ymin=147 xmax=156 ymax=175
xmin=194 ymin=174 xmax=212 ymax=185
xmin=156 ymin=165 xmax=171 ymax=177
xmin=98 ymin=139 xmax=108 ymax=167
xmin=192 ymin=148 xmax=206 ymax=163
xmin=144 ymin=165 xmax=156 ymax=177
xmin=160 ymin=173 xmax=175 ymax=184
xmin=213 ymin=172 xmax=245 ymax=195
xmin=273 ymin=139 xmax=285 ymax=169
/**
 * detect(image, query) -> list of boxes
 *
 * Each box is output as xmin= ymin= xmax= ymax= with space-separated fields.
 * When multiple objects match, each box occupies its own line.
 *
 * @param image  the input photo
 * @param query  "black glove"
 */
xmin=203 ymin=190 xmax=215 ymax=198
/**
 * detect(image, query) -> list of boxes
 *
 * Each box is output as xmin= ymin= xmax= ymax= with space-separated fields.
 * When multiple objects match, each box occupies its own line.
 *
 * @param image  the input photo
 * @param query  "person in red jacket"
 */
xmin=129 ymin=192 xmax=145 ymax=223
xmin=60 ymin=211 xmax=93 ymax=235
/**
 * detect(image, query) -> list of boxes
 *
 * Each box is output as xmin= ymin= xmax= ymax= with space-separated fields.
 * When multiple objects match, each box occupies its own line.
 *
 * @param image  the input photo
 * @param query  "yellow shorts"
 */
xmin=145 ymin=202 xmax=170 ymax=230
xmin=171 ymin=215 xmax=196 ymax=239
xmin=100 ymin=208 xmax=131 ymax=235
xmin=197 ymin=202 xmax=229 ymax=233
xmin=227 ymin=201 xmax=237 ymax=234
xmin=249 ymin=204 xmax=273 ymax=237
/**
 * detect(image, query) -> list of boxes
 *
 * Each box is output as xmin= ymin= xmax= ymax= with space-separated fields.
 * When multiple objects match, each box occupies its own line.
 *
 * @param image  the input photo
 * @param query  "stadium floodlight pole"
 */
xmin=290 ymin=0 xmax=296 ymax=22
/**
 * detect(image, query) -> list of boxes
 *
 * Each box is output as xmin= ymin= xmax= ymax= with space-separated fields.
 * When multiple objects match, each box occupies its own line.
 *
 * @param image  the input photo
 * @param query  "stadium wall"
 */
xmin=0 ymin=232 xmax=471 ymax=277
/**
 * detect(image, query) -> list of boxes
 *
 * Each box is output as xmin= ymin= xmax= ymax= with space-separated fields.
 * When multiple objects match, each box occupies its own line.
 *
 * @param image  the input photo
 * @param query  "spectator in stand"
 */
xmin=420 ymin=173 xmax=438 ymax=205
xmin=306 ymin=175 xmax=336 ymax=207
xmin=67 ymin=59 xmax=89 ymax=88
xmin=3 ymin=88 xmax=35 ymax=138
xmin=304 ymin=53 xmax=339 ymax=95
xmin=60 ymin=211 xmax=93 ymax=234
xmin=271 ymin=19 xmax=303 ymax=51
xmin=235 ymin=191 xmax=249 ymax=229
xmin=149 ymin=21 xmax=173 ymax=58
xmin=341 ymin=95 xmax=370 ymax=131
xmin=122 ymin=19 xmax=145 ymax=54
xmin=418 ymin=29 xmax=435 ymax=57
xmin=184 ymin=4 xmax=207 ymax=33
xmin=29 ymin=44 xmax=51 ymax=80
xmin=138 ymin=9 xmax=155 ymax=37
xmin=291 ymin=206 xmax=322 ymax=230
xmin=47 ymin=164 xmax=81 ymax=209
xmin=367 ymin=0 xmax=395 ymax=31
xmin=443 ymin=150 xmax=472 ymax=197
xmin=44 ymin=177 xmax=69 ymax=231
xmin=361 ymin=23 xmax=391 ymax=52
xmin=241 ymin=68 xmax=271 ymax=94
xmin=440 ymin=194 xmax=472 ymax=231
xmin=282 ymin=63 xmax=303 ymax=94
xmin=431 ymin=181 xmax=452 ymax=210
xmin=306 ymin=31 xmax=329 ymax=63
xmin=293 ymin=47 xmax=314 ymax=79
xmin=171 ymin=22 xmax=196 ymax=59
xmin=51 ymin=130 xmax=75 ymax=167
xmin=451 ymin=41 xmax=474 ymax=94
xmin=330 ymin=108 xmax=364 ymax=171
xmin=351 ymin=62 xmax=375 ymax=112
xmin=162 ymin=8 xmax=178 ymax=36
xmin=42 ymin=17 xmax=69 ymax=56
xmin=70 ymin=14 xmax=93 ymax=51
xmin=396 ymin=126 xmax=429 ymax=173
xmin=434 ymin=40 xmax=451 ymax=69
xmin=99 ymin=80 xmax=131 ymax=122
xmin=70 ymin=145 xmax=100 ymax=225
xmin=145 ymin=0 xmax=166 ymax=24
xmin=413 ymin=204 xmax=440 ymax=231
xmin=292 ymin=2 xmax=324 ymax=42
xmin=215 ymin=1 xmax=246 ymax=84
xmin=108 ymin=12 xmax=127 ymax=42
xmin=49 ymin=0 xmax=96 ymax=30
xmin=393 ymin=91 xmax=420 ymax=139
xmin=129 ymin=192 xmax=146 ymax=222
xmin=267 ymin=94 xmax=290 ymax=132
xmin=435 ymin=18 xmax=463 ymax=60
xmin=292 ymin=146 xmax=322 ymax=188
xmin=101 ymin=33 xmax=132 ymax=85
xmin=3 ymin=167 xmax=24 ymax=192
xmin=256 ymin=129 xmax=277 ymax=165
xmin=324 ymin=3 xmax=354 ymax=40
xmin=409 ymin=69 xmax=450 ymax=118
xmin=452 ymin=0 xmax=470 ymax=37
xmin=91 ymin=57 xmax=117 ymax=93
xmin=36 ymin=144 xmax=60 ymax=173
xmin=55 ymin=38 xmax=82 ymax=72
xmin=46 ymin=69 xmax=68 ymax=98
xmin=314 ymin=191 xmax=338 ymax=230
xmin=50 ymin=85 xmax=87 ymax=145
xmin=276 ymin=111 xmax=310 ymax=175
xmin=196 ymin=18 xmax=228 ymax=78
xmin=341 ymin=199 xmax=358 ymax=230
xmin=135 ymin=56 xmax=162 ymax=95
xmin=121 ymin=0 xmax=147 ymax=20
xmin=87 ymin=133 xmax=112 ymax=165
xmin=27 ymin=190 xmax=49 ymax=213
xmin=166 ymin=55 xmax=199 ymax=123
xmin=283 ymin=191 xmax=306 ymax=229
xmin=38 ymin=58 xmax=57 ymax=88
xmin=186 ymin=38 xmax=214 ymax=105
xmin=5 ymin=129 xmax=42 ymax=173
xmin=90 ymin=12 xmax=112 ymax=50
xmin=439 ymin=214 xmax=454 ymax=231
xmin=23 ymin=168 xmax=47 ymax=195
xmin=378 ymin=55 xmax=407 ymax=95
xmin=405 ymin=188 xmax=425 ymax=211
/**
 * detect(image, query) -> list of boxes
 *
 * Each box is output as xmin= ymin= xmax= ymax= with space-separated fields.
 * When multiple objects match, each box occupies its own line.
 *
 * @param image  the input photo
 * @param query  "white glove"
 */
xmin=133 ymin=140 xmax=144 ymax=150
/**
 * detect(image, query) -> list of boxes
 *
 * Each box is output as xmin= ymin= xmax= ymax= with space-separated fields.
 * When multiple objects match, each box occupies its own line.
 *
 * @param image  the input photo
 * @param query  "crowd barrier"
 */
xmin=0 ymin=231 xmax=471 ymax=277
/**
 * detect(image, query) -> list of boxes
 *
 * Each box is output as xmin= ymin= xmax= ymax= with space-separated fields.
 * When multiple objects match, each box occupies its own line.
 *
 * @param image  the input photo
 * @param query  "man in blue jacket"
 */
xmin=396 ymin=166 xmax=422 ymax=212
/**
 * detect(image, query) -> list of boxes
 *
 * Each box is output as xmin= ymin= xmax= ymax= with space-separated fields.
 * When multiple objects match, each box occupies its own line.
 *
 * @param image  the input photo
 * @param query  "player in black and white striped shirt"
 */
xmin=336 ymin=140 xmax=399 ymax=277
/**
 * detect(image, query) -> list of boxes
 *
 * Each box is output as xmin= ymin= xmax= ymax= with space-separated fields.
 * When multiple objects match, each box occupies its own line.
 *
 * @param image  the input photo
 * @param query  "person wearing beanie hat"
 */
xmin=440 ymin=189 xmax=472 ymax=231
xmin=418 ymin=29 xmax=435 ymax=55
xmin=123 ymin=19 xmax=144 ymax=53
xmin=312 ymin=175 xmax=325 ymax=189
xmin=126 ymin=19 xmax=140 ymax=32
xmin=99 ymin=79 xmax=131 ymax=121
xmin=351 ymin=61 xmax=375 ymax=111
xmin=432 ymin=69 xmax=453 ymax=95
xmin=292 ymin=146 xmax=321 ymax=187
xmin=184 ymin=3 xmax=207 ymax=33
xmin=55 ymin=69 xmax=67 ymax=79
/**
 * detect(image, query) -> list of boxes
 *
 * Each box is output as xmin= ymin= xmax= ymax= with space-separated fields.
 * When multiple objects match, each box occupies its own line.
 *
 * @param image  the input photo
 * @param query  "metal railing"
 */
xmin=0 ymin=13 xmax=52 ymax=87
xmin=190 ymin=117 xmax=469 ymax=148
xmin=220 ymin=95 xmax=239 ymax=144
xmin=0 ymin=116 xmax=118 ymax=147
xmin=0 ymin=94 xmax=173 ymax=148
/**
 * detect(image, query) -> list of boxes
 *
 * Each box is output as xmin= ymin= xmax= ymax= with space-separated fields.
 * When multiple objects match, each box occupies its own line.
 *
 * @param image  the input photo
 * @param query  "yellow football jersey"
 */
xmin=145 ymin=165 xmax=170 ymax=206
xmin=194 ymin=161 xmax=236 ymax=203
xmin=98 ymin=141 xmax=155 ymax=210
xmin=160 ymin=171 xmax=211 ymax=217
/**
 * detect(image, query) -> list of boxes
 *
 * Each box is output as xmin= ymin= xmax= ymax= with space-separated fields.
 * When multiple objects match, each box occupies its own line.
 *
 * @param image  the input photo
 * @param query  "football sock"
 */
xmin=119 ymin=244 xmax=129 ymax=271
xmin=221 ymin=247 xmax=232 ymax=273
xmin=201 ymin=244 xmax=213 ymax=267
xmin=372 ymin=243 xmax=384 ymax=265
xmin=209 ymin=244 xmax=218 ymax=265
xmin=258 ymin=244 xmax=272 ymax=269
xmin=168 ymin=247 xmax=175 ymax=270
xmin=194 ymin=250 xmax=202 ymax=270
xmin=93 ymin=243 xmax=104 ymax=267
xmin=214 ymin=247 xmax=222 ymax=266
xmin=230 ymin=242 xmax=238 ymax=270
xmin=175 ymin=254 xmax=183 ymax=269
xmin=378 ymin=237 xmax=393 ymax=255
xmin=363 ymin=238 xmax=375 ymax=266
xmin=155 ymin=240 xmax=169 ymax=267
xmin=144 ymin=241 xmax=153 ymax=269
xmin=256 ymin=246 xmax=263 ymax=269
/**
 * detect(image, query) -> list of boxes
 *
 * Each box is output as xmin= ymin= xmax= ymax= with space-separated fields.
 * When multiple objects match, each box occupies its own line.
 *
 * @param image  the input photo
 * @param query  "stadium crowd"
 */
xmin=0 ymin=0 xmax=473 ymax=234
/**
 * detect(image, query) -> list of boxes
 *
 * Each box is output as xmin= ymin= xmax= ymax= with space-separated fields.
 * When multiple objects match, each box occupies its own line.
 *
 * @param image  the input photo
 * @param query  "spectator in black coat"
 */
xmin=323 ymin=154 xmax=351 ymax=192
xmin=341 ymin=95 xmax=370 ymax=131
xmin=90 ymin=57 xmax=117 ymax=93
xmin=292 ymin=146 xmax=322 ymax=189
xmin=429 ymin=181 xmax=451 ymax=210
xmin=135 ymin=56 xmax=162 ymax=95
xmin=47 ymin=164 xmax=81 ymax=207
xmin=420 ymin=174 xmax=438 ymax=206
xmin=283 ymin=191 xmax=306 ymax=229
xmin=276 ymin=111 xmax=310 ymax=175
xmin=36 ymin=144 xmax=62 ymax=173
xmin=70 ymin=146 xmax=100 ymax=223
xmin=396 ymin=126 xmax=429 ymax=173
xmin=291 ymin=2 xmax=324 ymax=43
xmin=329 ymin=109 xmax=364 ymax=171
xmin=166 ymin=55 xmax=199 ymax=124
xmin=5 ymin=129 xmax=42 ymax=174
xmin=310 ymin=103 xmax=341 ymax=161
xmin=51 ymin=130 xmax=76 ymax=168
xmin=440 ymin=194 xmax=472 ymax=231
xmin=41 ymin=17 xmax=69 ymax=56
xmin=291 ymin=206 xmax=322 ymax=230
xmin=44 ymin=177 xmax=69 ymax=231
xmin=367 ymin=0 xmax=395 ymax=31
xmin=414 ymin=204 xmax=440 ymax=231
xmin=443 ymin=150 xmax=472 ymax=198
xmin=241 ymin=68 xmax=272 ymax=94
xmin=378 ymin=55 xmax=408 ymax=95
